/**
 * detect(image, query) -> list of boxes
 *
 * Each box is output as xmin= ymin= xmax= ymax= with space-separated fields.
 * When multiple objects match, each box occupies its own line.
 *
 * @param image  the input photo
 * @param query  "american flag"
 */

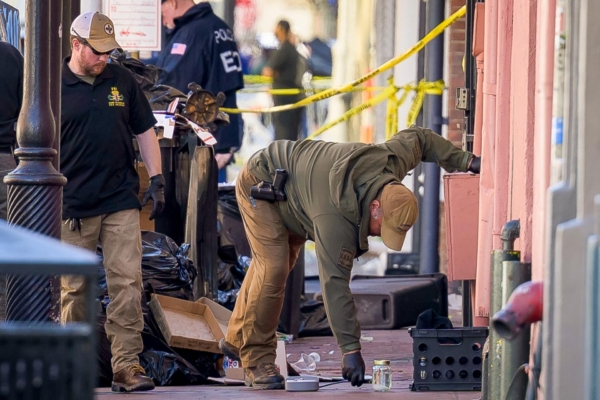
xmin=171 ymin=43 xmax=187 ymax=55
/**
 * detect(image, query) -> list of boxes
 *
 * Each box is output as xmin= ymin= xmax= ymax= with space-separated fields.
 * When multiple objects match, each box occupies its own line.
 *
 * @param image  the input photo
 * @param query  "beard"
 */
xmin=77 ymin=51 xmax=106 ymax=77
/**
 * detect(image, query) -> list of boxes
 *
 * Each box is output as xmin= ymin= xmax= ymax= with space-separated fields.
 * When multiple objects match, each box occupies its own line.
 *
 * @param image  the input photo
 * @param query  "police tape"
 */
xmin=221 ymin=5 xmax=466 ymax=115
xmin=238 ymin=86 xmax=387 ymax=95
xmin=306 ymin=85 xmax=399 ymax=140
xmin=305 ymin=80 xmax=445 ymax=141
xmin=242 ymin=75 xmax=331 ymax=85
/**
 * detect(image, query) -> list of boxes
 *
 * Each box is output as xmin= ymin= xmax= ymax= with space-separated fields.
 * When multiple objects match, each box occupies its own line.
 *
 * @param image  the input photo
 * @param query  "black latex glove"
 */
xmin=142 ymin=174 xmax=166 ymax=220
xmin=468 ymin=156 xmax=481 ymax=174
xmin=342 ymin=351 xmax=366 ymax=387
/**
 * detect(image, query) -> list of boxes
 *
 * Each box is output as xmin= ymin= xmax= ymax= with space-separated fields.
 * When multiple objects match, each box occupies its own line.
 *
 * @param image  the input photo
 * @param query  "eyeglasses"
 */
xmin=77 ymin=37 xmax=112 ymax=56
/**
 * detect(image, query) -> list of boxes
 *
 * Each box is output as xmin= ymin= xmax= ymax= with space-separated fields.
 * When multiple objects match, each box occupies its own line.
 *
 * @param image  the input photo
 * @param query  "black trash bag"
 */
xmin=217 ymin=288 xmax=240 ymax=311
xmin=140 ymin=231 xmax=197 ymax=300
xmin=218 ymin=188 xmax=242 ymax=220
xmin=218 ymin=186 xmax=251 ymax=258
xmin=97 ymin=231 xmax=196 ymax=303
xmin=216 ymin=246 xmax=250 ymax=310
xmin=96 ymin=312 xmax=114 ymax=387
xmin=218 ymin=260 xmax=235 ymax=291
xmin=109 ymin=52 xmax=187 ymax=111
xmin=298 ymin=297 xmax=333 ymax=337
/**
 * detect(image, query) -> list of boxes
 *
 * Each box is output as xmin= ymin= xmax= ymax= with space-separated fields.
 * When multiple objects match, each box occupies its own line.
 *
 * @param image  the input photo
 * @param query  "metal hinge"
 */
xmin=456 ymin=87 xmax=470 ymax=111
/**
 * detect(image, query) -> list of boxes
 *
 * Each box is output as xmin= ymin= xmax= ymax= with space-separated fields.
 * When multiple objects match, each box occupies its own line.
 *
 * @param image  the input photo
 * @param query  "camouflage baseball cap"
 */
xmin=70 ymin=12 xmax=121 ymax=53
xmin=380 ymin=183 xmax=419 ymax=251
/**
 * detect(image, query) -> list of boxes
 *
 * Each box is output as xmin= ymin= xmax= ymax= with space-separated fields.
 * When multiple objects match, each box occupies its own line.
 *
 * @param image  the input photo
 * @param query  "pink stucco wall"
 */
xmin=474 ymin=0 xmax=497 ymax=324
xmin=509 ymin=0 xmax=537 ymax=262
xmin=446 ymin=0 xmax=553 ymax=395
xmin=449 ymin=0 xmax=552 ymax=327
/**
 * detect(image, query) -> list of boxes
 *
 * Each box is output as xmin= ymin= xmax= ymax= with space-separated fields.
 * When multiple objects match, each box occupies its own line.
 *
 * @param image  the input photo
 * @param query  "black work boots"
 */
xmin=111 ymin=364 xmax=155 ymax=392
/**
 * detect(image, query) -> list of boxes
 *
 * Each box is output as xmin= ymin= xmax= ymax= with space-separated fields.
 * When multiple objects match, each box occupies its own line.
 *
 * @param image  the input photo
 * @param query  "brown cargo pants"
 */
xmin=225 ymin=164 xmax=305 ymax=367
xmin=60 ymin=208 xmax=144 ymax=374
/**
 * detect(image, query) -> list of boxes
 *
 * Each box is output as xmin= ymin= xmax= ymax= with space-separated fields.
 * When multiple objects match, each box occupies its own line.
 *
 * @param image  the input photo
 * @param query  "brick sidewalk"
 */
xmin=97 ymin=328 xmax=481 ymax=400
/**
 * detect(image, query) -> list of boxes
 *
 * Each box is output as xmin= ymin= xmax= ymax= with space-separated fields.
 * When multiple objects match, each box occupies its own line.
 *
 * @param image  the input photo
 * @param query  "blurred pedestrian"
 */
xmin=61 ymin=12 xmax=165 ymax=392
xmin=262 ymin=20 xmax=307 ymax=141
xmin=157 ymin=0 xmax=244 ymax=182
xmin=0 ymin=41 xmax=23 ymax=220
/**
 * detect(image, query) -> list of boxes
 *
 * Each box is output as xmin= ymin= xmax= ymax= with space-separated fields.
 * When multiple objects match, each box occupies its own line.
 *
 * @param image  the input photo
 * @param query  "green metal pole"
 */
xmin=500 ymin=261 xmax=532 ymax=399
xmin=488 ymin=249 xmax=520 ymax=399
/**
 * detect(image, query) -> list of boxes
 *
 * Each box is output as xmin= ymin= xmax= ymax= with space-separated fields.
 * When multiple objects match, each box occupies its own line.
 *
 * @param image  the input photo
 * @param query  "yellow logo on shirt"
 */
xmin=108 ymin=87 xmax=125 ymax=107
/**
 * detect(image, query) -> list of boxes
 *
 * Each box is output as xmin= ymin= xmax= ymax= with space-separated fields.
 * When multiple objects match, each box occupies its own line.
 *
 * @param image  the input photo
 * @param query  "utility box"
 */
xmin=443 ymin=173 xmax=479 ymax=281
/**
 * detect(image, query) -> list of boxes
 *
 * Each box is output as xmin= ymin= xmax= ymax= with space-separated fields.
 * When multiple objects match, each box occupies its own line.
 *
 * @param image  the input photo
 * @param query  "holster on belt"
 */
xmin=250 ymin=169 xmax=288 ymax=202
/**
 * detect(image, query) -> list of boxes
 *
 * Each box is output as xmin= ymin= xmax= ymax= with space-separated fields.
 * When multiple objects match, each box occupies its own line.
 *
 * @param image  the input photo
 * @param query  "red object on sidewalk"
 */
xmin=492 ymin=281 xmax=543 ymax=340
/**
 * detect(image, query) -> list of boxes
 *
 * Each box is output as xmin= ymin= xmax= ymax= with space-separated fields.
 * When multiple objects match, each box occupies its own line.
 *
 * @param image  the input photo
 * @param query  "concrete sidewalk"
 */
xmin=97 ymin=328 xmax=481 ymax=400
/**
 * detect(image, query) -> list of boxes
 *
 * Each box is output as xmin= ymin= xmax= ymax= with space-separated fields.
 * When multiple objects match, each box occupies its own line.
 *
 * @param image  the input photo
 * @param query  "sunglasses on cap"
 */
xmin=80 ymin=38 xmax=113 ymax=56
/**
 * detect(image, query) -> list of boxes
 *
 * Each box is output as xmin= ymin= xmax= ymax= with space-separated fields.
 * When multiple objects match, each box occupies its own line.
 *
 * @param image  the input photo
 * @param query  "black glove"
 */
xmin=468 ymin=156 xmax=481 ymax=174
xmin=142 ymin=174 xmax=165 ymax=220
xmin=342 ymin=351 xmax=366 ymax=387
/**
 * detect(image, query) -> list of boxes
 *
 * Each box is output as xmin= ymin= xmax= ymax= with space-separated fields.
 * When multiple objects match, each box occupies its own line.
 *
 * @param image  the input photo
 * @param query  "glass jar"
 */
xmin=372 ymin=360 xmax=392 ymax=392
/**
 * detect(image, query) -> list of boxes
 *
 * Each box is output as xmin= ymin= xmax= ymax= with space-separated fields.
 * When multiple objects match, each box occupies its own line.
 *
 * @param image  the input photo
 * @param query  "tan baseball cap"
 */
xmin=380 ymin=183 xmax=419 ymax=251
xmin=70 ymin=12 xmax=121 ymax=53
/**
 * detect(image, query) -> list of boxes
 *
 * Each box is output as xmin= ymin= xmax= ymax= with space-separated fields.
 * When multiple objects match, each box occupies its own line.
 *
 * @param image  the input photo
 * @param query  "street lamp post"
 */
xmin=4 ymin=0 xmax=66 ymax=322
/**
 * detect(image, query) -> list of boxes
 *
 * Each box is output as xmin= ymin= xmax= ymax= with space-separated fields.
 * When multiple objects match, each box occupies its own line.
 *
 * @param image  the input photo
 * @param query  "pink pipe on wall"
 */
xmin=492 ymin=0 xmax=513 ymax=251
xmin=474 ymin=0 xmax=498 ymax=324
xmin=509 ymin=0 xmax=537 ymax=263
xmin=531 ymin=2 xmax=555 ymax=399
xmin=472 ymin=3 xmax=485 ymax=156
xmin=532 ymin=0 xmax=555 ymax=280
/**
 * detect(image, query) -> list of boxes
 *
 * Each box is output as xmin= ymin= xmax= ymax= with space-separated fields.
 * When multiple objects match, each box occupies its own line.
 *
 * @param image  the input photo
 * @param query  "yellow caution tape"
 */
xmin=243 ymin=75 xmax=331 ymax=85
xmin=239 ymin=86 xmax=387 ymax=95
xmin=306 ymin=85 xmax=399 ymax=140
xmin=305 ymin=80 xmax=445 ymax=141
xmin=222 ymin=5 xmax=465 ymax=115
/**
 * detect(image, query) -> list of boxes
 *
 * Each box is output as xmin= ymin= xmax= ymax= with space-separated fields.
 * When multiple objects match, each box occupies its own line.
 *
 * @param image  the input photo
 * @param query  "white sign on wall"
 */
xmin=106 ymin=0 xmax=161 ymax=51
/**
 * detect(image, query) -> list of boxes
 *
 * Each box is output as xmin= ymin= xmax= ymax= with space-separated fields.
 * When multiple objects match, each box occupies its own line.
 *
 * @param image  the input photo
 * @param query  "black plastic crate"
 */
xmin=409 ymin=327 xmax=488 ymax=391
xmin=0 ymin=323 xmax=94 ymax=400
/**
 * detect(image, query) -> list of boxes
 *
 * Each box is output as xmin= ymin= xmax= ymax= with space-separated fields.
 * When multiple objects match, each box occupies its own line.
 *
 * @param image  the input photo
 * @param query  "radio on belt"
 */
xmin=285 ymin=375 xmax=319 ymax=392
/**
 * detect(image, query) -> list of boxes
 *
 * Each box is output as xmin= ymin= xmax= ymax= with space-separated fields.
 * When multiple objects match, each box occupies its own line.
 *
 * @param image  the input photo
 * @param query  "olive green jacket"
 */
xmin=247 ymin=126 xmax=473 ymax=354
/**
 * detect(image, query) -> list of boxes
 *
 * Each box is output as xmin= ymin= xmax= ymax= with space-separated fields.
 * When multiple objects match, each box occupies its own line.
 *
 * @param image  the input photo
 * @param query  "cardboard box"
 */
xmin=224 ymin=356 xmax=245 ymax=381
xmin=149 ymin=294 xmax=224 ymax=353
xmin=196 ymin=297 xmax=232 ymax=337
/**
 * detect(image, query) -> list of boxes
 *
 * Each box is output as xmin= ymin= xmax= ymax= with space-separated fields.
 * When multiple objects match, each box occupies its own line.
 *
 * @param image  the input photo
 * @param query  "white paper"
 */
xmin=153 ymin=113 xmax=176 ymax=139
xmin=184 ymin=119 xmax=217 ymax=146
xmin=106 ymin=0 xmax=161 ymax=51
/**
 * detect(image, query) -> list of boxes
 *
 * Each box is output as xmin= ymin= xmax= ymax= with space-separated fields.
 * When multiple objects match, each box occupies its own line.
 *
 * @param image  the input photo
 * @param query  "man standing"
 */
xmin=61 ymin=12 xmax=165 ymax=392
xmin=262 ymin=20 xmax=306 ymax=141
xmin=0 ymin=40 xmax=23 ymax=322
xmin=220 ymin=126 xmax=480 ymax=389
xmin=157 ymin=0 xmax=244 ymax=182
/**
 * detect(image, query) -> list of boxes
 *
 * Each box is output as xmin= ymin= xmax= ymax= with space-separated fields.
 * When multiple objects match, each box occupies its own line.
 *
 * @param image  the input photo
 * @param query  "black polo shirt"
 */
xmin=60 ymin=58 xmax=157 ymax=219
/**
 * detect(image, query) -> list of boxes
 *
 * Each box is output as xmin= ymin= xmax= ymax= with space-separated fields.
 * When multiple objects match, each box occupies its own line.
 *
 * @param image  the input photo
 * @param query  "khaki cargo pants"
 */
xmin=61 ymin=208 xmax=143 ymax=374
xmin=225 ymin=164 xmax=305 ymax=367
